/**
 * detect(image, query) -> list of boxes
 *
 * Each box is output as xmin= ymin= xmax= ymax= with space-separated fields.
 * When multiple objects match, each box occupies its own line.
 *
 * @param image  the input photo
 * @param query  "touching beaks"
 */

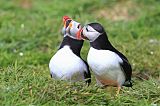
xmin=76 ymin=28 xmax=83 ymax=40
xmin=76 ymin=28 xmax=88 ymax=40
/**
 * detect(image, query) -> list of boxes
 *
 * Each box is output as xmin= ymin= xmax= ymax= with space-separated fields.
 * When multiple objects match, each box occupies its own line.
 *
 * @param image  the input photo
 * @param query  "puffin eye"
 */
xmin=77 ymin=24 xmax=80 ymax=29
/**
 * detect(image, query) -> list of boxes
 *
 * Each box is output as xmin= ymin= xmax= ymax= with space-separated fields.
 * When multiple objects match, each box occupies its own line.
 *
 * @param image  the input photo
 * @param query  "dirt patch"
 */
xmin=13 ymin=0 xmax=32 ymax=9
xmin=133 ymin=72 xmax=150 ymax=80
xmin=95 ymin=1 xmax=139 ymax=21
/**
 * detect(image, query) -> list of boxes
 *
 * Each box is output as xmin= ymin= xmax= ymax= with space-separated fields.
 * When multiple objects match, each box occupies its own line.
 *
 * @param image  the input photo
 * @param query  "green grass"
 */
xmin=0 ymin=0 xmax=160 ymax=105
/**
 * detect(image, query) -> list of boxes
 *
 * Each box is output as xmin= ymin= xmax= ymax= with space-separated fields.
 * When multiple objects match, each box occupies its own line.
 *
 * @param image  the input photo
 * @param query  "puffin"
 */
xmin=49 ymin=16 xmax=91 ymax=85
xmin=75 ymin=22 xmax=132 ymax=94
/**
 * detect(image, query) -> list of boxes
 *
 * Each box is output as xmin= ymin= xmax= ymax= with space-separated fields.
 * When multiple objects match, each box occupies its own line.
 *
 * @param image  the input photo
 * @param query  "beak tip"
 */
xmin=63 ymin=16 xmax=71 ymax=22
xmin=76 ymin=28 xmax=83 ymax=40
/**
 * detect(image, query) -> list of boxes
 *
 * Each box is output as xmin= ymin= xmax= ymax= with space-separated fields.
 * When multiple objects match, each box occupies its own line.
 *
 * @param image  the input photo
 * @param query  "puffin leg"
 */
xmin=116 ymin=86 xmax=121 ymax=96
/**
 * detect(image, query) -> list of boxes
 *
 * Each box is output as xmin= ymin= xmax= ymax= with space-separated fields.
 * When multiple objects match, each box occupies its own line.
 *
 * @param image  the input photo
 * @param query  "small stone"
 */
xmin=150 ymin=51 xmax=154 ymax=55
xmin=21 ymin=24 xmax=24 ymax=28
xmin=151 ymin=103 xmax=157 ymax=106
xmin=19 ymin=52 xmax=23 ymax=56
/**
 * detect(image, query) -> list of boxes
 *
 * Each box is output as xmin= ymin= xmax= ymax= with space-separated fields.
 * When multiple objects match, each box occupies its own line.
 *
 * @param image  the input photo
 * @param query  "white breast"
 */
xmin=87 ymin=47 xmax=125 ymax=86
xmin=49 ymin=46 xmax=87 ymax=82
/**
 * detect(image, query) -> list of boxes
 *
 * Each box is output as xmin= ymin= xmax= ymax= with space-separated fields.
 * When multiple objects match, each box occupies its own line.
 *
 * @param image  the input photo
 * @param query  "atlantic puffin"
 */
xmin=49 ymin=16 xmax=91 ymax=84
xmin=76 ymin=23 xmax=132 ymax=94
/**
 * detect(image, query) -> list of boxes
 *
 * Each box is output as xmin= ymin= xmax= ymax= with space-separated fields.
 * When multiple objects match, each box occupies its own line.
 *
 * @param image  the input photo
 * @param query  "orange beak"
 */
xmin=63 ymin=16 xmax=72 ymax=28
xmin=76 ymin=28 xmax=83 ymax=40
xmin=63 ymin=16 xmax=71 ymax=23
xmin=76 ymin=28 xmax=88 ymax=40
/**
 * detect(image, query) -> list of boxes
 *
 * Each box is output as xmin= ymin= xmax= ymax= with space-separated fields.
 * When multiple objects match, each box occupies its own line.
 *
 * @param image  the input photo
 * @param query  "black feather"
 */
xmin=50 ymin=73 xmax=52 ymax=78
xmin=82 ymin=59 xmax=91 ymax=85
xmin=119 ymin=60 xmax=132 ymax=87
xmin=59 ymin=36 xmax=83 ymax=57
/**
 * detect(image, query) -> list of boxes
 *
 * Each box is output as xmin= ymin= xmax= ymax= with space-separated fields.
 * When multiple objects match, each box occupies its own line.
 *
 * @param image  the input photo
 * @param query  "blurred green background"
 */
xmin=0 ymin=0 xmax=160 ymax=105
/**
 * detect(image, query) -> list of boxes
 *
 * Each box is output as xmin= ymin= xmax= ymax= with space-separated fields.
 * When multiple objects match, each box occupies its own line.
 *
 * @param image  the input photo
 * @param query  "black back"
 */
xmin=58 ymin=36 xmax=91 ymax=84
xmin=59 ymin=36 xmax=83 ymax=57
xmin=89 ymin=23 xmax=132 ymax=87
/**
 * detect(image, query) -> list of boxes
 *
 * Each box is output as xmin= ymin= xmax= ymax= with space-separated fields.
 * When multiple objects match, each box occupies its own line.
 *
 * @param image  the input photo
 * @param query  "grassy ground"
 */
xmin=0 ymin=0 xmax=160 ymax=105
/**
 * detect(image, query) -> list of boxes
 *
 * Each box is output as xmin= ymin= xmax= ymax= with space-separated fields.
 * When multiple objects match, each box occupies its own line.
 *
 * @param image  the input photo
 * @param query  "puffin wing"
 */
xmin=119 ymin=58 xmax=132 ymax=87
xmin=115 ymin=50 xmax=132 ymax=82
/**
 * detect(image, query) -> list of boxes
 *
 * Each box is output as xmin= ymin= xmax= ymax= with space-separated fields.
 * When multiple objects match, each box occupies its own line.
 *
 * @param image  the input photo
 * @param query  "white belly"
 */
xmin=87 ymin=47 xmax=125 ymax=86
xmin=49 ymin=46 xmax=87 ymax=81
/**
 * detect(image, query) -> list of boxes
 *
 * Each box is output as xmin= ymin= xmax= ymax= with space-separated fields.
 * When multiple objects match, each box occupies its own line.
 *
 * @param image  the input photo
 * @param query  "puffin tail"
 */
xmin=84 ymin=71 xmax=91 ymax=86
xmin=50 ymin=74 xmax=53 ymax=78
xmin=82 ymin=59 xmax=91 ymax=86
xmin=123 ymin=80 xmax=133 ymax=87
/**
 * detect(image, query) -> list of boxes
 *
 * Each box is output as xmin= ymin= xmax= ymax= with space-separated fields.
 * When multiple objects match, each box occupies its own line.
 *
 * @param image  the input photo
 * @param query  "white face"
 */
xmin=62 ymin=20 xmax=82 ymax=39
xmin=82 ymin=25 xmax=101 ymax=42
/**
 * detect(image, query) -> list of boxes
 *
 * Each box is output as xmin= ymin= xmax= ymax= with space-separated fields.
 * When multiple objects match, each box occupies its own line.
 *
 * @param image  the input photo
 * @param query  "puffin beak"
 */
xmin=63 ymin=16 xmax=72 ymax=28
xmin=76 ymin=28 xmax=88 ymax=40
xmin=76 ymin=28 xmax=83 ymax=40
xmin=63 ymin=16 xmax=71 ymax=24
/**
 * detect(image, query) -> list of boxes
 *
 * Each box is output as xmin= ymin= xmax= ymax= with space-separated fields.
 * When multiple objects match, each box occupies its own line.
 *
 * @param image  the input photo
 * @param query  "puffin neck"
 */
xmin=90 ymin=33 xmax=129 ymax=61
xmin=59 ymin=36 xmax=84 ymax=57
xmin=90 ymin=32 xmax=114 ymax=50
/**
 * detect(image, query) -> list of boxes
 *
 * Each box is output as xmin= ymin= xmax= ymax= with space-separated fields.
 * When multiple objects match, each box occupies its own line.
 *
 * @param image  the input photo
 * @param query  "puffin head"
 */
xmin=62 ymin=16 xmax=83 ymax=40
xmin=77 ymin=23 xmax=105 ymax=42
